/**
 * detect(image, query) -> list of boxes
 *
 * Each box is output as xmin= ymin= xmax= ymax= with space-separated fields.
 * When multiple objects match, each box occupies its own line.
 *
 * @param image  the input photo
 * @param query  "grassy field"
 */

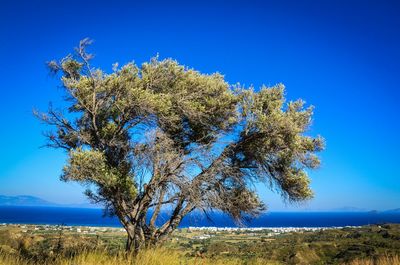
xmin=1 ymin=224 xmax=400 ymax=264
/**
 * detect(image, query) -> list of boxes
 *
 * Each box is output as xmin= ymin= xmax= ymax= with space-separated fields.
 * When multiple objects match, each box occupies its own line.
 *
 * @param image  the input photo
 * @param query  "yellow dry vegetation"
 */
xmin=1 ymin=246 xmax=399 ymax=265
xmin=0 ymin=248 xmax=280 ymax=265
xmin=346 ymin=255 xmax=400 ymax=265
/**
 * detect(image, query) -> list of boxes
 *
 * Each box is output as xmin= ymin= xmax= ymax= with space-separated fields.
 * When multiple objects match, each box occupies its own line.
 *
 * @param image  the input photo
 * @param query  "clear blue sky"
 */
xmin=0 ymin=0 xmax=399 ymax=211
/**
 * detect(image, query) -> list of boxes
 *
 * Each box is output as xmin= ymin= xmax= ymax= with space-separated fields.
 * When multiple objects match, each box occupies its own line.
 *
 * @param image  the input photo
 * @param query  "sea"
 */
xmin=0 ymin=206 xmax=399 ymax=228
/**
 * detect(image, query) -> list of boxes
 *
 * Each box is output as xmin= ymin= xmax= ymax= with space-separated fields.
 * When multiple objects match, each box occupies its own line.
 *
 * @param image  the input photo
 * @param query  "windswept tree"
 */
xmin=36 ymin=39 xmax=324 ymax=252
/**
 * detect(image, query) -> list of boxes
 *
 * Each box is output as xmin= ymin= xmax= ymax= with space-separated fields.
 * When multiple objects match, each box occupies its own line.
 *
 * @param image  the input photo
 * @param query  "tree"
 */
xmin=36 ymin=39 xmax=324 ymax=252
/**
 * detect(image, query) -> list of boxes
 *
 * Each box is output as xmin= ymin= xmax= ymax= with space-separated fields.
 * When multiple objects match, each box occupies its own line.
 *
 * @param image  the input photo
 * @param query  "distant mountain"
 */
xmin=0 ymin=195 xmax=99 ymax=208
xmin=0 ymin=195 xmax=56 ymax=207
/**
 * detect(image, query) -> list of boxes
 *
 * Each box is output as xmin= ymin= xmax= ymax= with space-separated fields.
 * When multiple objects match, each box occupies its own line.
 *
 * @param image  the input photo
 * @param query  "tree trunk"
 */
xmin=126 ymin=234 xmax=144 ymax=253
xmin=125 ymin=226 xmax=148 ymax=253
xmin=125 ymin=234 xmax=134 ymax=252
xmin=121 ymin=201 xmax=193 ymax=253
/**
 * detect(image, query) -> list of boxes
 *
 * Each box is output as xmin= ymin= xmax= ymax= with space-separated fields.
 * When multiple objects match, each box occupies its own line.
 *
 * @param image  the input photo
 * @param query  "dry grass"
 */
xmin=3 ymin=249 xmax=399 ymax=265
xmin=58 ymin=248 xmax=180 ymax=265
xmin=0 ymin=248 xmax=280 ymax=265
xmin=346 ymin=255 xmax=400 ymax=265
xmin=0 ymin=253 xmax=28 ymax=265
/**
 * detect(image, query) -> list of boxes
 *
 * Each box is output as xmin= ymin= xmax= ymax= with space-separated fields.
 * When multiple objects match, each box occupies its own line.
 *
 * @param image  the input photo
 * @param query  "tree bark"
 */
xmin=125 ymin=233 xmax=134 ymax=252
xmin=125 ymin=228 xmax=144 ymax=253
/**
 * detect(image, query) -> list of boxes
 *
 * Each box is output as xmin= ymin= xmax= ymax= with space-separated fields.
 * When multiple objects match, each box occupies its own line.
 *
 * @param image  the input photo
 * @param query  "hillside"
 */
xmin=1 ymin=223 xmax=400 ymax=264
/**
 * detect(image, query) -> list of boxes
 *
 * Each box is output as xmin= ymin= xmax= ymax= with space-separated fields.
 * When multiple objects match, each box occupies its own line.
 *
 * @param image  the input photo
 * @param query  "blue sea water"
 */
xmin=0 ymin=206 xmax=399 ymax=228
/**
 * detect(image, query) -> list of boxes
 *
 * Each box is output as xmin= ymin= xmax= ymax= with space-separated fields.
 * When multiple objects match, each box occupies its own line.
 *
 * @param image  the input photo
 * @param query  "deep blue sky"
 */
xmin=0 ymin=0 xmax=399 ymax=211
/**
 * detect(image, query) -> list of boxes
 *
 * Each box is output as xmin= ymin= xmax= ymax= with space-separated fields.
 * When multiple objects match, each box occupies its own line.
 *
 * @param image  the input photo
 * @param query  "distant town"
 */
xmin=0 ymin=222 xmax=362 ymax=239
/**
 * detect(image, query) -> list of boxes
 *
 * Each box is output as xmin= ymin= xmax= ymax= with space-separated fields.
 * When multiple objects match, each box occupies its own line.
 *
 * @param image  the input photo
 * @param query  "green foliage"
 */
xmin=37 ymin=39 xmax=324 ymax=248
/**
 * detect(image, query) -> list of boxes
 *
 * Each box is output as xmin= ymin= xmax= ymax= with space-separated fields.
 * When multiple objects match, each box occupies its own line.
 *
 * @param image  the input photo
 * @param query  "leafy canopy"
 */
xmin=37 ymin=39 xmax=324 ymax=236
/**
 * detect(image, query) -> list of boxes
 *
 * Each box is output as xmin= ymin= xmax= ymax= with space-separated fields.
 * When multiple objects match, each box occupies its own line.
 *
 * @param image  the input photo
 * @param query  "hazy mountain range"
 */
xmin=0 ymin=195 xmax=98 ymax=208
